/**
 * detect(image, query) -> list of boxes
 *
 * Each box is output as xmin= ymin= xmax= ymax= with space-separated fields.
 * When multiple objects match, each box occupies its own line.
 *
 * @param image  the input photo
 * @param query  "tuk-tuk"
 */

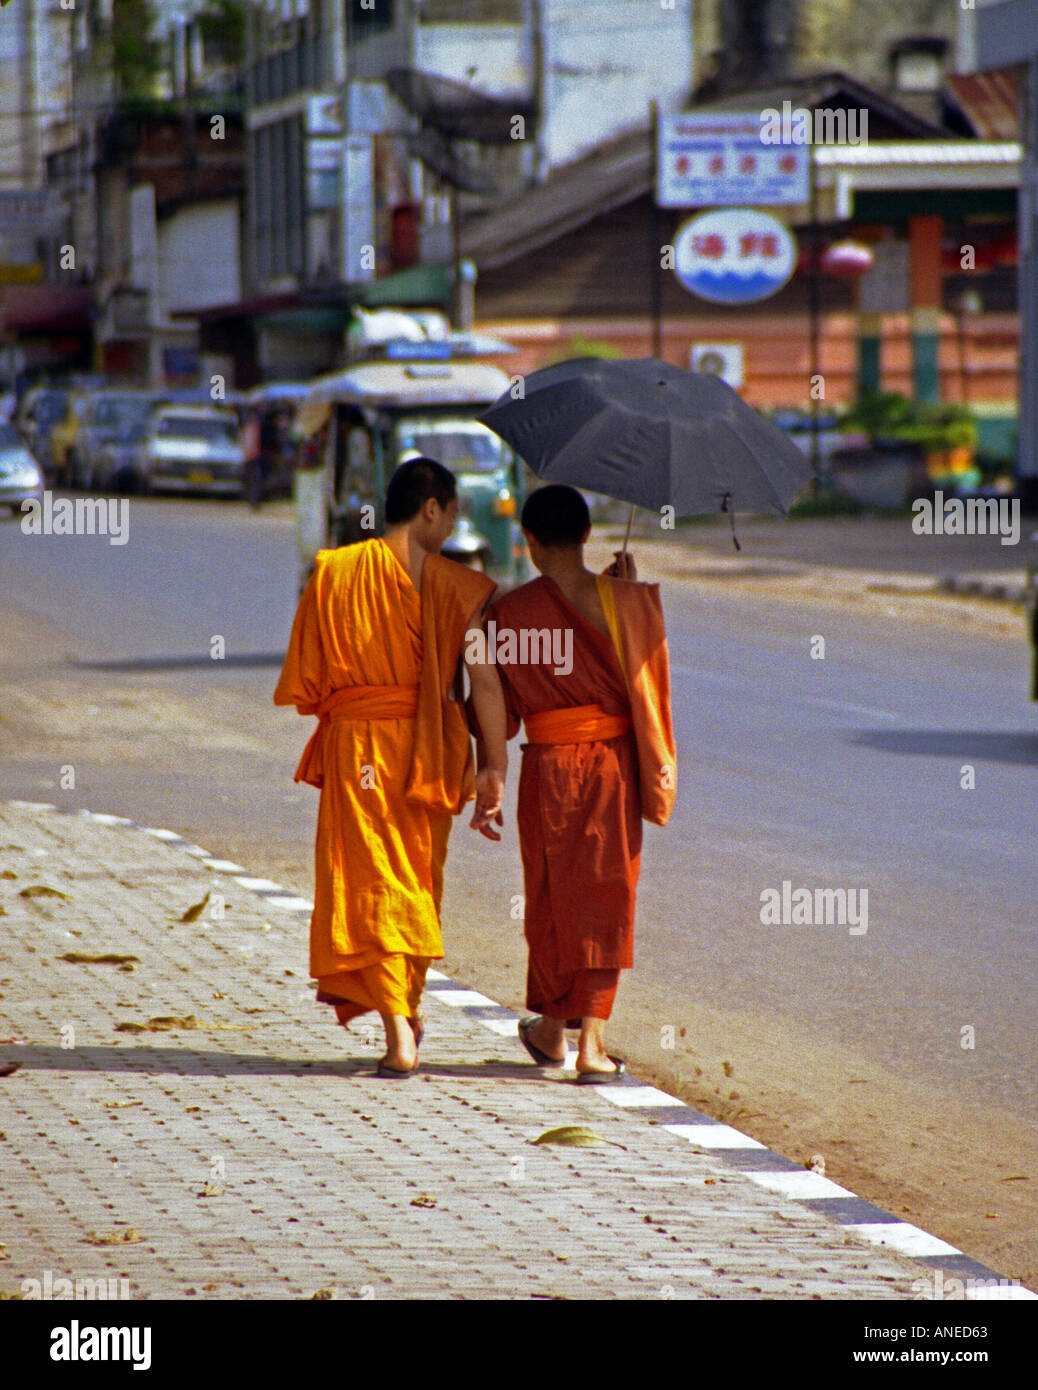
xmin=244 ymin=382 xmax=310 ymax=502
xmin=294 ymin=355 xmax=528 ymax=591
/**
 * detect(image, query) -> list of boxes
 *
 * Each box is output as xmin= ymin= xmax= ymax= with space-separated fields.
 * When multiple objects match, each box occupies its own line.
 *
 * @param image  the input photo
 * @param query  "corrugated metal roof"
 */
xmin=692 ymin=70 xmax=949 ymax=140
xmin=945 ymin=71 xmax=1020 ymax=141
xmin=461 ymin=126 xmax=652 ymax=271
xmin=461 ymin=74 xmax=1017 ymax=273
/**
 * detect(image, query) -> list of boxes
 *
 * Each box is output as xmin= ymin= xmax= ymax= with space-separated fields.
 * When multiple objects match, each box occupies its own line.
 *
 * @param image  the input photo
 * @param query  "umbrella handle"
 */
xmin=721 ymin=493 xmax=741 ymax=552
xmin=620 ymin=503 xmax=635 ymax=557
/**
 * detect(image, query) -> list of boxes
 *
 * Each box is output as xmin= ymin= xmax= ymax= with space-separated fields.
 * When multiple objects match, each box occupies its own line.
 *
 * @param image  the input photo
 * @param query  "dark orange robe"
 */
xmin=274 ymin=538 xmax=493 ymax=1022
xmin=486 ymin=575 xmax=675 ymax=1023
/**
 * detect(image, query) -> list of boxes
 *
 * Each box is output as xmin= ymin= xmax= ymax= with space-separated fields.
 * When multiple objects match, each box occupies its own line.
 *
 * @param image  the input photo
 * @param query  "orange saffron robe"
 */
xmin=486 ymin=575 xmax=676 ymax=1023
xmin=273 ymin=538 xmax=493 ymax=1020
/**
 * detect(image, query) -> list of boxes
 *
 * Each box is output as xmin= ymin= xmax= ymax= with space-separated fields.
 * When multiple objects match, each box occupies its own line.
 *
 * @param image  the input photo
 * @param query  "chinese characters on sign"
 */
xmin=673 ymin=209 xmax=797 ymax=305
xmin=657 ymin=113 xmax=809 ymax=208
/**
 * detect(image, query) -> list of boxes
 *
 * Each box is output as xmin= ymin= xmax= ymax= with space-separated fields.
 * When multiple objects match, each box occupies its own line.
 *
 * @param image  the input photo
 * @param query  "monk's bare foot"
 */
xmin=575 ymin=1048 xmax=620 ymax=1076
xmin=527 ymin=1017 xmax=566 ymax=1063
xmin=379 ymin=1048 xmax=418 ymax=1073
xmin=380 ymin=1013 xmax=418 ymax=1071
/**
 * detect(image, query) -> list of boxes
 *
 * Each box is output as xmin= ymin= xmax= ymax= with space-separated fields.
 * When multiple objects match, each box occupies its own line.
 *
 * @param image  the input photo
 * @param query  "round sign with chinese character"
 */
xmin=673 ymin=208 xmax=797 ymax=305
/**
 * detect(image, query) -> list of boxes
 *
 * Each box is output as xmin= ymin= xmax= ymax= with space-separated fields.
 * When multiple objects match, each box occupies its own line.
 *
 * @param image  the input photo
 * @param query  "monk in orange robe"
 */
xmin=274 ymin=457 xmax=507 ymax=1076
xmin=471 ymin=484 xmax=675 ymax=1081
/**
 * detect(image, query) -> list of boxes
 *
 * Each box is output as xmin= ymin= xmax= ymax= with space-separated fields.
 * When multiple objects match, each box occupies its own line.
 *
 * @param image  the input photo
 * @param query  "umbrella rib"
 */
xmin=720 ymin=417 xmax=796 ymax=513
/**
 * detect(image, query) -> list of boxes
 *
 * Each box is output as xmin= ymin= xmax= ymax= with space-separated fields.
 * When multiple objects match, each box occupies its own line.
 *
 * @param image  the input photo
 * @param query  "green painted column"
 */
xmin=858 ymin=311 xmax=882 ymax=395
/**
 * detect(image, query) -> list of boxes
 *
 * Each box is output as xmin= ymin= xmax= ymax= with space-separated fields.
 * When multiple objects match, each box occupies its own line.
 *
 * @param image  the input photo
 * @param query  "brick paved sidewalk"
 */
xmin=0 ymin=803 xmax=1027 ymax=1301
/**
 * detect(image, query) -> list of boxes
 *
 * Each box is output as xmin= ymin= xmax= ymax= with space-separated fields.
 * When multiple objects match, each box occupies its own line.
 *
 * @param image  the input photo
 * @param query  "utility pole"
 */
xmin=184 ymin=20 xmax=198 ymax=201
xmin=975 ymin=1 xmax=1038 ymax=512
xmin=650 ymin=99 xmax=662 ymax=360
xmin=808 ymin=140 xmax=821 ymax=482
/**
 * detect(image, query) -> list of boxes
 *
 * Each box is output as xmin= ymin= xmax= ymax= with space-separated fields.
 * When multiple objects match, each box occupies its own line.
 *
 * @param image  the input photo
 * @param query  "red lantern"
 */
xmin=820 ymin=240 xmax=875 ymax=278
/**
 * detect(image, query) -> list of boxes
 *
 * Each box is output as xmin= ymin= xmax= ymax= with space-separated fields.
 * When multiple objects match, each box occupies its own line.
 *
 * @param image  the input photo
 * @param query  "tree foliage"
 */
xmin=197 ymin=0 xmax=247 ymax=68
xmin=111 ymin=0 xmax=163 ymax=98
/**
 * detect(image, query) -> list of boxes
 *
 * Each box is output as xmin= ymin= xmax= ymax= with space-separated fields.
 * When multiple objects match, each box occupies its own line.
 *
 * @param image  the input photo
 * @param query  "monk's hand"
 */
xmin=471 ymin=767 xmax=505 ymax=840
xmin=605 ymin=551 xmax=637 ymax=580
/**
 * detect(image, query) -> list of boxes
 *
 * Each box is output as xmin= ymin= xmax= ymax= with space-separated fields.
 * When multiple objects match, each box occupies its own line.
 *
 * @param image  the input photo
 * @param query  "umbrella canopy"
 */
xmin=479 ymin=357 xmax=815 ymax=517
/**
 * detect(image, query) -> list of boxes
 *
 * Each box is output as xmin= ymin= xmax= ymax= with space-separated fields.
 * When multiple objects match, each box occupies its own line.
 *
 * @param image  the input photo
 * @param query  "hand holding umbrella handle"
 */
xmin=612 ymin=502 xmax=637 ymax=577
xmin=605 ymin=549 xmax=637 ymax=580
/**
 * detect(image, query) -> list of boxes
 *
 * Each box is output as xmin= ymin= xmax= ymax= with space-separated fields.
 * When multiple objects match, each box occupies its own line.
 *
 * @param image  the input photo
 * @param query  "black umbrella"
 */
xmin=479 ymin=357 xmax=816 ymax=549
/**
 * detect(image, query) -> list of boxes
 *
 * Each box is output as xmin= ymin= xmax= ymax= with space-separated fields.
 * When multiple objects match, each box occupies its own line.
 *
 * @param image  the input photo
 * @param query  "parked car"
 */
xmin=69 ymin=389 xmax=162 ymax=490
xmin=129 ymin=405 xmax=246 ymax=497
xmin=245 ymin=382 xmax=310 ymax=501
xmin=0 ymin=423 xmax=44 ymax=514
xmin=14 ymin=386 xmax=72 ymax=480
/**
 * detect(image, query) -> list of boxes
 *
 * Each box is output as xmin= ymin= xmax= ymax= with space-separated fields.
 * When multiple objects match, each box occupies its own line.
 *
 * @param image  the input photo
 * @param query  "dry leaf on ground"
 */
xmin=116 ymin=1016 xmax=203 ymax=1033
xmin=59 ymin=953 xmax=139 ymax=966
xmin=115 ymin=1016 xmax=249 ymax=1034
xmin=531 ymin=1125 xmax=626 ymax=1149
xmin=86 ymin=1229 xmax=142 ymax=1246
xmin=176 ymin=892 xmax=210 ymax=923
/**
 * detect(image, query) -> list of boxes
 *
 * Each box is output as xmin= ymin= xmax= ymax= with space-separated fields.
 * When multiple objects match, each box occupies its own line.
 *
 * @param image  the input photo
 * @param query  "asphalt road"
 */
xmin=2 ymin=497 xmax=1035 ymax=1108
xmin=2 ymin=496 xmax=1036 ymax=1278
xmin=629 ymin=510 xmax=1035 ymax=575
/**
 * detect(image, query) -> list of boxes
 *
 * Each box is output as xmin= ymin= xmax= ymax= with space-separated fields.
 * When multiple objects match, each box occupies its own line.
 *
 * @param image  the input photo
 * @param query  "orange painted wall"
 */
xmin=477 ymin=313 xmax=1020 ymax=410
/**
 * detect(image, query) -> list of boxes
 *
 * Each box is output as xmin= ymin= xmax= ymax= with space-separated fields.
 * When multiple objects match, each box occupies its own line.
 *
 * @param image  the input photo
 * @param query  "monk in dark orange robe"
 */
xmin=274 ymin=457 xmax=507 ymax=1076
xmin=472 ymin=484 xmax=675 ymax=1081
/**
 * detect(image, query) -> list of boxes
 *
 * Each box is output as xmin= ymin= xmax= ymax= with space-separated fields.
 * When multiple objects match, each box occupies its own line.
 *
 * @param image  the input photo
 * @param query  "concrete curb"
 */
xmin=616 ymin=532 xmax=1033 ymax=608
xmin=8 ymin=798 xmax=1035 ymax=1300
xmin=936 ymin=576 xmax=1032 ymax=605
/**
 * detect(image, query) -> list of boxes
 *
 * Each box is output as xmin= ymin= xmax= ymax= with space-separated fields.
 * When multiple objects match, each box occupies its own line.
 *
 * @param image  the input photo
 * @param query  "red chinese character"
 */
xmin=779 ymin=153 xmax=796 ymax=173
xmin=739 ymin=154 xmax=757 ymax=174
xmin=739 ymin=233 xmax=759 ymax=257
xmin=760 ymin=234 xmax=780 ymax=258
xmin=709 ymin=154 xmax=724 ymax=175
xmin=675 ymin=155 xmax=690 ymax=175
xmin=693 ymin=234 xmax=726 ymax=259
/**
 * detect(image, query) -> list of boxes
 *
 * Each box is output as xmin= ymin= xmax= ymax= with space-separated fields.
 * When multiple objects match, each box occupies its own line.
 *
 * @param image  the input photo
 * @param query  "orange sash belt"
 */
xmin=523 ymin=703 xmax=632 ymax=746
xmin=294 ymin=684 xmax=419 ymax=788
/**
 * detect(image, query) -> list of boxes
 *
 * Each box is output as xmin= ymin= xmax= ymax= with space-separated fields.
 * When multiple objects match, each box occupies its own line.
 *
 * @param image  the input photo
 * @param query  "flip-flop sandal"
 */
xmin=376 ymin=1059 xmax=419 ymax=1079
xmin=517 ymin=1016 xmax=565 ymax=1067
xmin=575 ymin=1057 xmax=626 ymax=1084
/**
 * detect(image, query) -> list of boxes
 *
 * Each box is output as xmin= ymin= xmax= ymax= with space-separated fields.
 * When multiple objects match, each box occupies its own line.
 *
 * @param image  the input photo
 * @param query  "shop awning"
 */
xmin=0 ymin=284 xmax=93 ymax=332
xmin=173 ymin=264 xmax=453 ymax=331
xmin=353 ymin=263 xmax=452 ymax=308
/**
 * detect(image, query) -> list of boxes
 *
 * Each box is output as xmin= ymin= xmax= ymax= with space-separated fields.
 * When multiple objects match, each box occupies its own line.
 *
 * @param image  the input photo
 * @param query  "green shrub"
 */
xmin=841 ymin=390 xmax=977 ymax=451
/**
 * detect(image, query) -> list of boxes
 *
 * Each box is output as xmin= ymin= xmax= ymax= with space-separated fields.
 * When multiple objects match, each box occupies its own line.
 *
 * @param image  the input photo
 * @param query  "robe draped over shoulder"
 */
xmin=479 ymin=573 xmax=675 ymax=1020
xmin=597 ymin=575 xmax=677 ymax=827
xmin=273 ymin=539 xmax=493 ymax=983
